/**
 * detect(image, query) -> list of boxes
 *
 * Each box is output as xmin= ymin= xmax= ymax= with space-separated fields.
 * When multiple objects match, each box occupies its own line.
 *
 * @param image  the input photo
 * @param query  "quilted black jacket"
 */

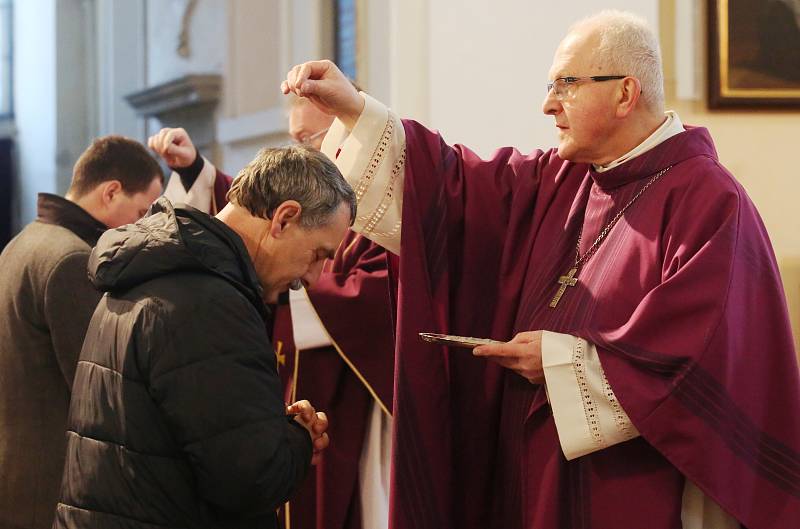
xmin=54 ymin=198 xmax=312 ymax=529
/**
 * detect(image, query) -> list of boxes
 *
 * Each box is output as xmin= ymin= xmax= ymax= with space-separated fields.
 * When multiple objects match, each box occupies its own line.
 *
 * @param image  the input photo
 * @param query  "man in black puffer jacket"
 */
xmin=54 ymin=145 xmax=356 ymax=529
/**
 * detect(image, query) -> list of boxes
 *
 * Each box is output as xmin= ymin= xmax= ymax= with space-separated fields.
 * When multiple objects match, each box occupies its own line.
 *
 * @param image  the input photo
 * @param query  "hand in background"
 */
xmin=148 ymin=127 xmax=196 ymax=169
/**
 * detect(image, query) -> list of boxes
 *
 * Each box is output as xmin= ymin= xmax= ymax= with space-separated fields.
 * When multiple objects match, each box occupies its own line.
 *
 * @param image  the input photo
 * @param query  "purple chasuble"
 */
xmin=211 ymin=171 xmax=233 ymax=215
xmin=389 ymin=121 xmax=800 ymax=529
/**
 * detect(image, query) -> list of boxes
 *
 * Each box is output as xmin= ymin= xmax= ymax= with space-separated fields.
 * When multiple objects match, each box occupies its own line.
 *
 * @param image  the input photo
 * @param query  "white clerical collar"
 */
xmin=594 ymin=110 xmax=685 ymax=173
xmin=289 ymin=287 xmax=333 ymax=350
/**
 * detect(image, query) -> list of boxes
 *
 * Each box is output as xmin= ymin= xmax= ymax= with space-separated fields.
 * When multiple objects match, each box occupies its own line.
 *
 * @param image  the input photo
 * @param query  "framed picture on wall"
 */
xmin=708 ymin=0 xmax=800 ymax=108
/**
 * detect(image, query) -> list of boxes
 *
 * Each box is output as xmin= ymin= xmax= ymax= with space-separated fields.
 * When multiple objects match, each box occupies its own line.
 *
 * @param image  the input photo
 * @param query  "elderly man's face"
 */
xmin=252 ymin=202 xmax=351 ymax=304
xmin=542 ymin=31 xmax=623 ymax=164
xmin=289 ymin=102 xmax=335 ymax=150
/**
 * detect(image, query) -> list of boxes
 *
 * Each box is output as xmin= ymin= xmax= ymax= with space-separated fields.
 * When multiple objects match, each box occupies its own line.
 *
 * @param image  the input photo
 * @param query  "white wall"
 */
xmin=55 ymin=0 xmax=95 ymax=193
xmin=362 ymin=0 xmax=391 ymax=104
xmin=13 ymin=0 xmax=57 ymax=227
xmin=420 ymin=1 xmax=658 ymax=157
xmin=388 ymin=0 xmax=427 ymax=120
xmin=146 ymin=0 xmax=226 ymax=87
xmin=14 ymin=0 xmax=114 ymax=227
xmin=95 ymin=0 xmax=147 ymax=140
xmin=218 ymin=0 xmax=333 ymax=173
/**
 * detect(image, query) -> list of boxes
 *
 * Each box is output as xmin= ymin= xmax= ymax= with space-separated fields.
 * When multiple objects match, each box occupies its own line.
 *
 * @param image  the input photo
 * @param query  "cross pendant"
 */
xmin=549 ymin=267 xmax=579 ymax=308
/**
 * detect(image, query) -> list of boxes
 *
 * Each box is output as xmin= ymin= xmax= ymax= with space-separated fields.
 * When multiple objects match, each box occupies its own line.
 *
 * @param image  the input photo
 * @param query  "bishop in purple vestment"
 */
xmin=282 ymin=9 xmax=800 ymax=529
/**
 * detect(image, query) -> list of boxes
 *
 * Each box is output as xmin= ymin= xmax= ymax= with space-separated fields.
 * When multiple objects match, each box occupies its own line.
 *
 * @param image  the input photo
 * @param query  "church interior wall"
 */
xmin=216 ymin=0 xmax=290 ymax=173
xmin=216 ymin=0 xmax=334 ymax=173
xmin=143 ymin=0 xmax=226 ymax=165
xmin=361 ymin=0 xmax=391 ymax=109
xmin=423 ymin=1 xmax=658 ymax=158
xmin=95 ymin=0 xmax=147 ymax=141
xmin=659 ymin=0 xmax=800 ymax=352
xmin=390 ymin=0 xmax=799 ymax=352
xmin=7 ymin=0 xmax=798 ymax=352
xmin=13 ymin=0 xmax=57 ymax=229
xmin=55 ymin=0 xmax=95 ymax=197
xmin=145 ymin=0 xmax=226 ymax=88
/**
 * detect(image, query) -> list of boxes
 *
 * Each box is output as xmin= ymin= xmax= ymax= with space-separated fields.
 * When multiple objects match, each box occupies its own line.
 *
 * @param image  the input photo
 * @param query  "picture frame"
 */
xmin=708 ymin=0 xmax=800 ymax=109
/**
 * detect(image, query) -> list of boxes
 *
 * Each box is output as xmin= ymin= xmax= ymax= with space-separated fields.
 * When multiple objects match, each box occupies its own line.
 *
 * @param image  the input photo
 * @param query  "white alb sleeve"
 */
xmin=321 ymin=93 xmax=406 ymax=256
xmin=540 ymin=331 xmax=639 ymax=460
xmin=162 ymin=157 xmax=218 ymax=214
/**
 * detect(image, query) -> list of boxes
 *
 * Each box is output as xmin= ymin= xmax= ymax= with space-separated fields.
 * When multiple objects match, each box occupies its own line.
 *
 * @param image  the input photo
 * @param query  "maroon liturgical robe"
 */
xmin=211 ymin=170 xmax=233 ymax=215
xmin=211 ymin=171 xmax=395 ymax=529
xmin=274 ymin=229 xmax=394 ymax=529
xmin=388 ymin=122 xmax=800 ymax=529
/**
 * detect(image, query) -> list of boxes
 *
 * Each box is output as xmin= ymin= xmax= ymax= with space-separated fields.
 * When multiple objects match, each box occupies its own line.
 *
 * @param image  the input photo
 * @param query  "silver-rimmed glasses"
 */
xmin=296 ymin=127 xmax=330 ymax=146
xmin=546 ymin=75 xmax=627 ymax=100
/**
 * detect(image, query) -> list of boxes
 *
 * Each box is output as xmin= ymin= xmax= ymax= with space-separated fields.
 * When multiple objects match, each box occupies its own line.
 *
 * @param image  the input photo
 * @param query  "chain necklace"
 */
xmin=548 ymin=165 xmax=672 ymax=308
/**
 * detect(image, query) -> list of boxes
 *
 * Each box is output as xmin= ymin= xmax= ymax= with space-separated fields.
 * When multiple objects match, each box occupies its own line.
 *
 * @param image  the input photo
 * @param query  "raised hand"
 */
xmin=287 ymin=399 xmax=330 ymax=465
xmin=281 ymin=60 xmax=365 ymax=130
xmin=147 ymin=127 xmax=196 ymax=169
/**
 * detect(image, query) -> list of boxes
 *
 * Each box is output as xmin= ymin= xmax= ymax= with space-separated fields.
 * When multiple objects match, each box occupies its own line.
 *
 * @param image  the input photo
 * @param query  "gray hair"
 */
xmin=570 ymin=10 xmax=664 ymax=113
xmin=226 ymin=145 xmax=356 ymax=228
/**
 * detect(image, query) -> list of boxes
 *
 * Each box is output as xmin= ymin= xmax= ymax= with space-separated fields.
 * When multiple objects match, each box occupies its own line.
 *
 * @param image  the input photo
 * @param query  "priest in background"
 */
xmin=150 ymin=94 xmax=395 ymax=529
xmin=281 ymin=9 xmax=800 ymax=529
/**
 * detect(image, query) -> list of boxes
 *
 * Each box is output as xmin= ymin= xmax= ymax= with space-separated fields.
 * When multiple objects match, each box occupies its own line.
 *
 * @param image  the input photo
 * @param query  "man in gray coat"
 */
xmin=0 ymin=135 xmax=163 ymax=529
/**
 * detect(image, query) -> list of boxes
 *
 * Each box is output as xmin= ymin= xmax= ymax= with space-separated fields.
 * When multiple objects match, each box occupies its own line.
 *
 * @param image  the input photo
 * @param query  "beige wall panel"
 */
xmin=147 ymin=0 xmax=226 ymax=86
xmin=226 ymin=0 xmax=282 ymax=117
xmin=661 ymin=0 xmax=800 ymax=355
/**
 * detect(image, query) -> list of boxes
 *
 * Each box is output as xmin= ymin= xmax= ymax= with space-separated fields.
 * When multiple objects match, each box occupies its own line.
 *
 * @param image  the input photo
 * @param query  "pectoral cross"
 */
xmin=275 ymin=340 xmax=286 ymax=369
xmin=549 ymin=267 xmax=578 ymax=308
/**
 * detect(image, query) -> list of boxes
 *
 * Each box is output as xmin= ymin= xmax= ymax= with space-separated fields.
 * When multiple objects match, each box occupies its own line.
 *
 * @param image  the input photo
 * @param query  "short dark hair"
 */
xmin=68 ymin=135 xmax=164 ymax=198
xmin=227 ymin=145 xmax=356 ymax=228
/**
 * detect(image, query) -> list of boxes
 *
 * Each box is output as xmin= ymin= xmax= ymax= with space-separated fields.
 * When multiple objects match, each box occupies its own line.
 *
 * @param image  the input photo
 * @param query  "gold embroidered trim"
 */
xmin=353 ymin=117 xmax=394 ymax=203
xmin=601 ymin=370 xmax=635 ymax=440
xmin=338 ymin=233 xmax=362 ymax=262
xmin=291 ymin=345 xmax=300 ymax=404
xmin=573 ymin=339 xmax=605 ymax=446
xmin=362 ymin=150 xmax=406 ymax=235
xmin=283 ymin=501 xmax=291 ymax=529
xmin=283 ymin=340 xmax=298 ymax=529
xmin=302 ymin=291 xmax=391 ymax=417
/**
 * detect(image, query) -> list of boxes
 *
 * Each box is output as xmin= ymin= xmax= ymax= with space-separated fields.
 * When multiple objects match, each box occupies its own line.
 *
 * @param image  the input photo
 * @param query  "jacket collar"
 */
xmin=36 ymin=193 xmax=107 ymax=246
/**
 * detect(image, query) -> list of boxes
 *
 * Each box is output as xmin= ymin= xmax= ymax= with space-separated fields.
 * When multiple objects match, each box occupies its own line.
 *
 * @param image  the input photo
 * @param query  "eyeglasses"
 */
xmin=295 ymin=127 xmax=330 ymax=146
xmin=546 ymin=75 xmax=627 ymax=100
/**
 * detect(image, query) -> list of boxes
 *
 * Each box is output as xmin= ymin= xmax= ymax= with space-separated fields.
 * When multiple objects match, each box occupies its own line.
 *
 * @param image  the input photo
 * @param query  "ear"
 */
xmin=615 ymin=76 xmax=642 ymax=118
xmin=99 ymin=180 xmax=123 ymax=207
xmin=269 ymin=200 xmax=303 ymax=238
